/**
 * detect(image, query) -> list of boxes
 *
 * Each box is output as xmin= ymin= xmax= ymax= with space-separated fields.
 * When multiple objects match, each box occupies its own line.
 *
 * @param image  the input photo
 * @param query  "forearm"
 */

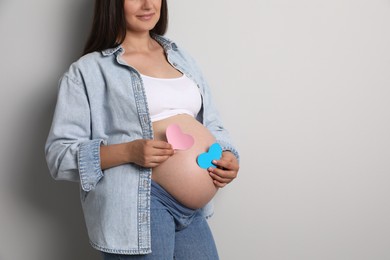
xmin=100 ymin=139 xmax=174 ymax=170
xmin=100 ymin=142 xmax=132 ymax=170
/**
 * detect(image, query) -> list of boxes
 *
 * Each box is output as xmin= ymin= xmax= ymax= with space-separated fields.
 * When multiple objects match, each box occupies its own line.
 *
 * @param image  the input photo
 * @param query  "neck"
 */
xmin=122 ymin=31 xmax=156 ymax=53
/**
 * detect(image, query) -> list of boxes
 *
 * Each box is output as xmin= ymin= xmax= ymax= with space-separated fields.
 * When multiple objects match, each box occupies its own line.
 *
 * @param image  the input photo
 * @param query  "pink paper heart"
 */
xmin=166 ymin=124 xmax=195 ymax=150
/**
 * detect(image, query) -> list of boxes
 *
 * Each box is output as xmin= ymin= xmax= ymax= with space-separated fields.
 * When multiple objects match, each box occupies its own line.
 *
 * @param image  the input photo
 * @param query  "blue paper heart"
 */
xmin=197 ymin=143 xmax=222 ymax=169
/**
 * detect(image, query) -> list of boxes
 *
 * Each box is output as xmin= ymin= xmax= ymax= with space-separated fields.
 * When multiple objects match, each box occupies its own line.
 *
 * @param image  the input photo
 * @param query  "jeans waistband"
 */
xmin=151 ymin=180 xmax=199 ymax=230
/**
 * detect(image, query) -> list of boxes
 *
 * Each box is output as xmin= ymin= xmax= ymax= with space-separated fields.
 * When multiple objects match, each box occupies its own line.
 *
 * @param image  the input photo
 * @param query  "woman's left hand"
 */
xmin=208 ymin=151 xmax=239 ymax=188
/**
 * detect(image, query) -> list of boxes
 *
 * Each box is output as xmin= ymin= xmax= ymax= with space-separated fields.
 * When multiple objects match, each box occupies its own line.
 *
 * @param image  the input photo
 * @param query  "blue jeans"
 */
xmin=101 ymin=181 xmax=219 ymax=260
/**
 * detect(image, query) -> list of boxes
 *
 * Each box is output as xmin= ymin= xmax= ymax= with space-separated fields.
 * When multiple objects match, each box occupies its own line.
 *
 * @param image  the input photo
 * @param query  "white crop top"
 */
xmin=141 ymin=73 xmax=202 ymax=122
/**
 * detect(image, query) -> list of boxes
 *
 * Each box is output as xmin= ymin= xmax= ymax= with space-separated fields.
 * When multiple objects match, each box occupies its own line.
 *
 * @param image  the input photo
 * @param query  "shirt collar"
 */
xmin=152 ymin=34 xmax=178 ymax=51
xmin=100 ymin=34 xmax=177 ymax=56
xmin=101 ymin=45 xmax=123 ymax=56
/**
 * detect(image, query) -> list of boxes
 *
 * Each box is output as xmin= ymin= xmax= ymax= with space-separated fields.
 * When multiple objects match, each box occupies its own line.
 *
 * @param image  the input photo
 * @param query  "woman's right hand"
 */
xmin=100 ymin=139 xmax=174 ymax=170
xmin=128 ymin=139 xmax=174 ymax=168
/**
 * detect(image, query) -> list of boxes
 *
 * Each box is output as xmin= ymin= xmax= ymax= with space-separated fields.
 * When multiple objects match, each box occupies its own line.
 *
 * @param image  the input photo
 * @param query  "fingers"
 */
xmin=150 ymin=140 xmax=174 ymax=150
xmin=152 ymin=146 xmax=175 ymax=156
xmin=208 ymin=151 xmax=239 ymax=188
xmin=145 ymin=140 xmax=174 ymax=156
xmin=144 ymin=155 xmax=172 ymax=168
xmin=143 ymin=145 xmax=174 ymax=167
xmin=131 ymin=139 xmax=174 ymax=167
xmin=208 ymin=171 xmax=229 ymax=188
xmin=208 ymin=166 xmax=235 ymax=183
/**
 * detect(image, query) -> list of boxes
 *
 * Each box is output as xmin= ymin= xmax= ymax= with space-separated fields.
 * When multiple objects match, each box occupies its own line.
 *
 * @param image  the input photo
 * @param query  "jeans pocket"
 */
xmin=80 ymin=189 xmax=89 ymax=201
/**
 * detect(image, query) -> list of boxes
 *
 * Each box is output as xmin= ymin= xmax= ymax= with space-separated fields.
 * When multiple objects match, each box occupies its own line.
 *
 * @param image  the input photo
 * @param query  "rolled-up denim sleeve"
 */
xmin=78 ymin=139 xmax=105 ymax=191
xmin=45 ymin=73 xmax=106 ymax=192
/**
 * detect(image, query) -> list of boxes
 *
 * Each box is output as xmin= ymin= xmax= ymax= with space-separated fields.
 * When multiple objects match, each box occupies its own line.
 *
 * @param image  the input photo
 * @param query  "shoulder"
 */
xmin=62 ymin=51 xmax=112 ymax=83
xmin=67 ymin=51 xmax=105 ymax=74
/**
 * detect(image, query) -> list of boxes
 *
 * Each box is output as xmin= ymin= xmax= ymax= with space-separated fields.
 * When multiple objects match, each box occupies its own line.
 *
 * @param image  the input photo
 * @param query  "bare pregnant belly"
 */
xmin=152 ymin=114 xmax=218 ymax=209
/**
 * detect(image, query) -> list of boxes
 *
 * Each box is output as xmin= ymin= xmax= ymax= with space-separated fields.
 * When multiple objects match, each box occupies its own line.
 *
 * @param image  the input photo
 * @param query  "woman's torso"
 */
xmin=122 ymin=40 xmax=218 ymax=209
xmin=151 ymin=114 xmax=218 ymax=209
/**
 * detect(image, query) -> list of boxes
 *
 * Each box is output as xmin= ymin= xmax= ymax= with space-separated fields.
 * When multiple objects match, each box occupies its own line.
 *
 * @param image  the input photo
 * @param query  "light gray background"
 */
xmin=0 ymin=0 xmax=389 ymax=259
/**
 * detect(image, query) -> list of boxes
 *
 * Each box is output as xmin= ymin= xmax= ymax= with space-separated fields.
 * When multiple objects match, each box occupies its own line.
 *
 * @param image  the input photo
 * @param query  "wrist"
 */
xmin=125 ymin=141 xmax=135 ymax=164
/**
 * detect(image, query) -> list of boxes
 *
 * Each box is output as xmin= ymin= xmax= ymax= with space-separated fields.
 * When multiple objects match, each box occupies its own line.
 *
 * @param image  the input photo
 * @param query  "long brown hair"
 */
xmin=83 ymin=0 xmax=168 ymax=55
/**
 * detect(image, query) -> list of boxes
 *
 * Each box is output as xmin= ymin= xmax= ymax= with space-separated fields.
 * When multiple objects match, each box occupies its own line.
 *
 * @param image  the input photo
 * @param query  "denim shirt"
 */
xmin=45 ymin=35 xmax=239 ymax=254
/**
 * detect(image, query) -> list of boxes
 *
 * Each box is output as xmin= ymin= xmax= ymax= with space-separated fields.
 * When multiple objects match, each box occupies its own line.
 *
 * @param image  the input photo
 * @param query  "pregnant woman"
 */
xmin=45 ymin=0 xmax=239 ymax=259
